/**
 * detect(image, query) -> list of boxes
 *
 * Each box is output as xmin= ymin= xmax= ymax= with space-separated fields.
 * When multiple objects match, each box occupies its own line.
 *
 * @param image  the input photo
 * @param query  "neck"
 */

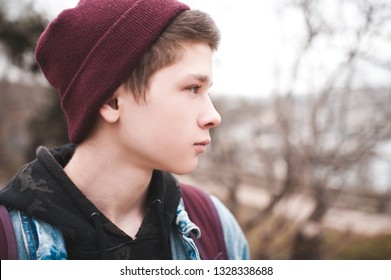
xmin=64 ymin=140 xmax=152 ymax=236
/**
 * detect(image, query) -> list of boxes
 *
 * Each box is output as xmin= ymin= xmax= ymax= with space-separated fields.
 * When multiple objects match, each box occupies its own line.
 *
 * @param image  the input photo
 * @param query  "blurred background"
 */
xmin=0 ymin=0 xmax=390 ymax=259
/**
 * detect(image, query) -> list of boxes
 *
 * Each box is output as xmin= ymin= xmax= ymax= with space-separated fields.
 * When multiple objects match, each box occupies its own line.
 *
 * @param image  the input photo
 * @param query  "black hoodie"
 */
xmin=0 ymin=144 xmax=181 ymax=259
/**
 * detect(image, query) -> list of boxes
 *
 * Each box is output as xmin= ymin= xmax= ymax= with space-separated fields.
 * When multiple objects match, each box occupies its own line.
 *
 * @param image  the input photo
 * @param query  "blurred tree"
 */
xmin=271 ymin=0 xmax=391 ymax=260
xmin=192 ymin=0 xmax=391 ymax=260
xmin=25 ymin=91 xmax=68 ymax=161
xmin=0 ymin=0 xmax=67 ymax=179
xmin=0 ymin=0 xmax=47 ymax=72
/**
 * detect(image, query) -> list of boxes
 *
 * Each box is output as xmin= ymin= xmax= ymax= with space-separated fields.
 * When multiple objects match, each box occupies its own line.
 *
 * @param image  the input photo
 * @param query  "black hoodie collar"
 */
xmin=0 ymin=144 xmax=181 ymax=259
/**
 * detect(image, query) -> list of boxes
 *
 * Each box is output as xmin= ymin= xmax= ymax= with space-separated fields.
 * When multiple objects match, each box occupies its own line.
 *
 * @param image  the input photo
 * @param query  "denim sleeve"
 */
xmin=210 ymin=196 xmax=250 ymax=260
xmin=10 ymin=210 xmax=67 ymax=260
xmin=9 ymin=210 xmax=29 ymax=259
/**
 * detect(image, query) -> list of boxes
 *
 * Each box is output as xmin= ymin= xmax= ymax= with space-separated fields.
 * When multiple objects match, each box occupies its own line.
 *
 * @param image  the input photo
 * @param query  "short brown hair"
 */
xmin=123 ymin=10 xmax=220 ymax=101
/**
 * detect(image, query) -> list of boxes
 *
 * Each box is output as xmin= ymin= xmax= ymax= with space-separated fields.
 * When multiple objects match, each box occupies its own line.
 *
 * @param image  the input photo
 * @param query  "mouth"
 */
xmin=193 ymin=139 xmax=211 ymax=153
xmin=194 ymin=139 xmax=211 ymax=146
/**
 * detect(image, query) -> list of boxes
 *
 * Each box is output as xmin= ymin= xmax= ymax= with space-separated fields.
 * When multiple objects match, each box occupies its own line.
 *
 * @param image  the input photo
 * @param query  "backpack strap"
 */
xmin=180 ymin=183 xmax=228 ymax=260
xmin=0 ymin=204 xmax=18 ymax=259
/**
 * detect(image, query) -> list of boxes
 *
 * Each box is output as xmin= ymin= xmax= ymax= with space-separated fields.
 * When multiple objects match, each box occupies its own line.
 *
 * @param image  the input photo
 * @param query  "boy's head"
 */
xmin=35 ymin=0 xmax=220 ymax=144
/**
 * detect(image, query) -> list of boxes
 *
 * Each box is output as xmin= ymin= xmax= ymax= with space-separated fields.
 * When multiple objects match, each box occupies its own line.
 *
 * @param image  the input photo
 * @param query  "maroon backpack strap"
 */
xmin=0 ymin=204 xmax=18 ymax=260
xmin=180 ymin=183 xmax=228 ymax=260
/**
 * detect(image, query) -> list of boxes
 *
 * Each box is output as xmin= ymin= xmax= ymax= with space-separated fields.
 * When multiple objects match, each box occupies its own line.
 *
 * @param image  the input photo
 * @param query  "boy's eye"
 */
xmin=188 ymin=85 xmax=201 ymax=94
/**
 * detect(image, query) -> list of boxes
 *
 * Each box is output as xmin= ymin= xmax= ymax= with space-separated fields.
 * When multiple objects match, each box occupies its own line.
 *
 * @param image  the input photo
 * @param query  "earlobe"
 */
xmin=99 ymin=98 xmax=120 ymax=123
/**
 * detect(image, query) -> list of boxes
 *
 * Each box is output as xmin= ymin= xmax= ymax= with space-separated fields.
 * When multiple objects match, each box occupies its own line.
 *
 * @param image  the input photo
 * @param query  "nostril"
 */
xmin=205 ymin=121 xmax=215 ymax=128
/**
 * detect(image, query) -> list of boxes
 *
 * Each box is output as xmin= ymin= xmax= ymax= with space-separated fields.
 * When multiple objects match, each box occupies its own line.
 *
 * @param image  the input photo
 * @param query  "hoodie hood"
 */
xmin=0 ymin=144 xmax=181 ymax=259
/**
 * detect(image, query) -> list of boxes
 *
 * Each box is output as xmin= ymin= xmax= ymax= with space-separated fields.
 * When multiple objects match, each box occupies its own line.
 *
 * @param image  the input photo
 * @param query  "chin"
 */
xmin=168 ymin=160 xmax=199 ymax=175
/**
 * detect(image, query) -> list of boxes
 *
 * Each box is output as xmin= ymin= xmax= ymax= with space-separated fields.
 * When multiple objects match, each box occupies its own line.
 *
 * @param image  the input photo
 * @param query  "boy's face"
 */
xmin=115 ymin=42 xmax=221 ymax=174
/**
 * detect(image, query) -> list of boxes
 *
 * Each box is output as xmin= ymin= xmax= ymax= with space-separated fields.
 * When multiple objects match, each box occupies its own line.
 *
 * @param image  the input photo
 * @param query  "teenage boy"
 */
xmin=0 ymin=0 xmax=249 ymax=260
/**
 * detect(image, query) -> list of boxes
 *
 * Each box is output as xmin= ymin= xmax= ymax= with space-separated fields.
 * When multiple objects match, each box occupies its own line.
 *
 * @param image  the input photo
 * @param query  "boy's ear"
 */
xmin=99 ymin=97 xmax=120 ymax=123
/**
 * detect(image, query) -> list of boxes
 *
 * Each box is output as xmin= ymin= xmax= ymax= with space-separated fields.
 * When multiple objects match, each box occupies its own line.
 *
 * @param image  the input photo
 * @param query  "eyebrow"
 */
xmin=186 ymin=74 xmax=213 ymax=87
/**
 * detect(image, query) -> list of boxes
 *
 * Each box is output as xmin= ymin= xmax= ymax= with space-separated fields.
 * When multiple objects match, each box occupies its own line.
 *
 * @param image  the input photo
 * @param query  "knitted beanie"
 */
xmin=35 ymin=0 xmax=189 ymax=143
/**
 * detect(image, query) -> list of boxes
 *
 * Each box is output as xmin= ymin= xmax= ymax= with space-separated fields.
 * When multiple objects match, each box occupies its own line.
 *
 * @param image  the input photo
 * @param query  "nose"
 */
xmin=198 ymin=98 xmax=222 ymax=129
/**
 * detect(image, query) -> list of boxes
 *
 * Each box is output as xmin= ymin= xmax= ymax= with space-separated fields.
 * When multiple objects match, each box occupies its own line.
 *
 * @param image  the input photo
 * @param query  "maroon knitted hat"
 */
xmin=35 ymin=0 xmax=189 ymax=143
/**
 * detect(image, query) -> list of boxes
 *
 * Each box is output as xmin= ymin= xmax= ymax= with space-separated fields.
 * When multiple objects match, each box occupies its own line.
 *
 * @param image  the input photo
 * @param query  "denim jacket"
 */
xmin=10 ymin=196 xmax=250 ymax=260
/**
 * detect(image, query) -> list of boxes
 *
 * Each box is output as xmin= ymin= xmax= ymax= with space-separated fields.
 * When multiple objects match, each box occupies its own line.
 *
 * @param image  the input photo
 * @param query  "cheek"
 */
xmin=150 ymin=99 xmax=194 ymax=130
xmin=150 ymin=115 xmax=189 ymax=144
xmin=145 ymin=106 xmax=193 ymax=148
xmin=120 ymin=97 xmax=197 ymax=147
xmin=119 ymin=105 xmax=200 ymax=173
xmin=124 ymin=106 xmax=186 ymax=146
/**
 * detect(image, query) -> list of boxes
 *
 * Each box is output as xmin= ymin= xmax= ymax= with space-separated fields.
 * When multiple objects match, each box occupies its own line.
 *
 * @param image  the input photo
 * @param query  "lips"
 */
xmin=193 ymin=139 xmax=211 ymax=153
xmin=194 ymin=139 xmax=211 ymax=146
